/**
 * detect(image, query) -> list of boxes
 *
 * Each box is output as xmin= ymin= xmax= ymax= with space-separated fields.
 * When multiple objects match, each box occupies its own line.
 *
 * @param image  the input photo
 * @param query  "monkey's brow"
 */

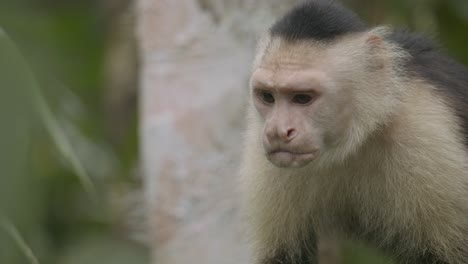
xmin=251 ymin=70 xmax=324 ymax=93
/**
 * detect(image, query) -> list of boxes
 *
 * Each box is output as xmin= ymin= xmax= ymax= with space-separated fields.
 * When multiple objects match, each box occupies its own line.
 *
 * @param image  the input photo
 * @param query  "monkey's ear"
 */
xmin=362 ymin=27 xmax=392 ymax=70
xmin=364 ymin=26 xmax=391 ymax=48
xmin=366 ymin=34 xmax=384 ymax=47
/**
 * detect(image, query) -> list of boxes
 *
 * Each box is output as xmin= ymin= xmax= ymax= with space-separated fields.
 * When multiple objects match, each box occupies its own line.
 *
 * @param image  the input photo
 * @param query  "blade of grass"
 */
xmin=32 ymin=84 xmax=97 ymax=198
xmin=1 ymin=217 xmax=40 ymax=264
xmin=0 ymin=28 xmax=96 ymax=198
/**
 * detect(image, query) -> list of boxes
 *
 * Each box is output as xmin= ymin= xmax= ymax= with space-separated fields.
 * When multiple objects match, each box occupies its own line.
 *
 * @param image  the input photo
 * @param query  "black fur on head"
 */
xmin=270 ymin=0 xmax=367 ymax=41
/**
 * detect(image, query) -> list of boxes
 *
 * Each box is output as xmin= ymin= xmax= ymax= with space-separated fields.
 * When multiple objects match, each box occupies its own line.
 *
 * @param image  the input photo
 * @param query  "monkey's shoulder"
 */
xmin=391 ymin=31 xmax=468 ymax=86
xmin=391 ymin=30 xmax=468 ymax=144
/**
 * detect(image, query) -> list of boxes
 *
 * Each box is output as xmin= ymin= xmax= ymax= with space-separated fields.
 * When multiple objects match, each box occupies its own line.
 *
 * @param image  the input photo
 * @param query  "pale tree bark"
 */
xmin=137 ymin=1 xmax=340 ymax=263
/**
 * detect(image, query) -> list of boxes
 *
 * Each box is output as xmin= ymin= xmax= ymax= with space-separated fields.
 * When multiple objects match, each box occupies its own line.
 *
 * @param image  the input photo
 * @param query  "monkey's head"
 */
xmin=248 ymin=2 xmax=407 ymax=168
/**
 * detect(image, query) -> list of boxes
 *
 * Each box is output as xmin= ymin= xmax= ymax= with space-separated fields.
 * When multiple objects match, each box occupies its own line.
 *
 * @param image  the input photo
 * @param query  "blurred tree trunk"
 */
xmin=136 ymin=1 xmax=340 ymax=263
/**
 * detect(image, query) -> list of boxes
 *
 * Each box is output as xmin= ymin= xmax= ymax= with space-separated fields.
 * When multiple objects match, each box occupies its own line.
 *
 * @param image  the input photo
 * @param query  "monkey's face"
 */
xmin=248 ymin=33 xmax=402 ymax=168
xmin=249 ymin=39 xmax=357 ymax=168
xmin=251 ymin=47 xmax=342 ymax=167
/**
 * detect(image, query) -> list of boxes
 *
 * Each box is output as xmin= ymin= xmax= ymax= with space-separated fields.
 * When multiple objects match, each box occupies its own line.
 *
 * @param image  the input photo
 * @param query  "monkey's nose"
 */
xmin=266 ymin=126 xmax=297 ymax=143
xmin=281 ymin=128 xmax=297 ymax=141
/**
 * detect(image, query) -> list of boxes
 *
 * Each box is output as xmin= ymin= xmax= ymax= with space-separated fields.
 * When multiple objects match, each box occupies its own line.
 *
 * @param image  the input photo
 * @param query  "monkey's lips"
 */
xmin=266 ymin=149 xmax=318 ymax=168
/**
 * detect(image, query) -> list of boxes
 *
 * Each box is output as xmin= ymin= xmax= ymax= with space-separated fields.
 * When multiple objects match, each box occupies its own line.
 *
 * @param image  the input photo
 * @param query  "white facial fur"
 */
xmin=249 ymin=27 xmax=407 ymax=168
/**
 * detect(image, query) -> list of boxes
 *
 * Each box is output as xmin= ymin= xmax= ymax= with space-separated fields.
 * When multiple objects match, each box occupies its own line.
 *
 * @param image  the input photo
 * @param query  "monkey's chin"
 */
xmin=266 ymin=151 xmax=317 ymax=168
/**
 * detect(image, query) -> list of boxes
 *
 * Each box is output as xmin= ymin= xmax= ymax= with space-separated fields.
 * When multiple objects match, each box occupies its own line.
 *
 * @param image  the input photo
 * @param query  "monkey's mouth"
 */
xmin=266 ymin=149 xmax=318 ymax=168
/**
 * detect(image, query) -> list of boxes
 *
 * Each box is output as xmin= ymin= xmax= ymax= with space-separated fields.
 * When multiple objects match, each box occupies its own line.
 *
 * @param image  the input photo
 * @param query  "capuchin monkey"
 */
xmin=240 ymin=1 xmax=468 ymax=264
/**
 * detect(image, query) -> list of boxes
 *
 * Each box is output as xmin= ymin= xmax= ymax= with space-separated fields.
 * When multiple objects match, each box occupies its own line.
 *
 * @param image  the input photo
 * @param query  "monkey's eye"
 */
xmin=292 ymin=94 xmax=314 ymax=105
xmin=259 ymin=91 xmax=275 ymax=104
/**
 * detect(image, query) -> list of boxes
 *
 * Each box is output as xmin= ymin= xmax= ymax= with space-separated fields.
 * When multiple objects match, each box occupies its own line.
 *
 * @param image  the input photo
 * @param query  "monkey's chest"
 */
xmin=308 ymin=168 xmax=404 ymax=236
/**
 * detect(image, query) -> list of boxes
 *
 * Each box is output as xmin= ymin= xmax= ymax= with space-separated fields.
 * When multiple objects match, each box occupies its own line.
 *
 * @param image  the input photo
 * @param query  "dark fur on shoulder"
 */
xmin=390 ymin=31 xmax=468 ymax=145
xmin=270 ymin=0 xmax=366 ymax=41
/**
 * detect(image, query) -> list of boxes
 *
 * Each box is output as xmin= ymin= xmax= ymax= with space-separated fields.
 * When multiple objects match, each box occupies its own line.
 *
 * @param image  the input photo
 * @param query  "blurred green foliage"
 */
xmin=0 ymin=0 xmax=145 ymax=264
xmin=0 ymin=0 xmax=466 ymax=264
